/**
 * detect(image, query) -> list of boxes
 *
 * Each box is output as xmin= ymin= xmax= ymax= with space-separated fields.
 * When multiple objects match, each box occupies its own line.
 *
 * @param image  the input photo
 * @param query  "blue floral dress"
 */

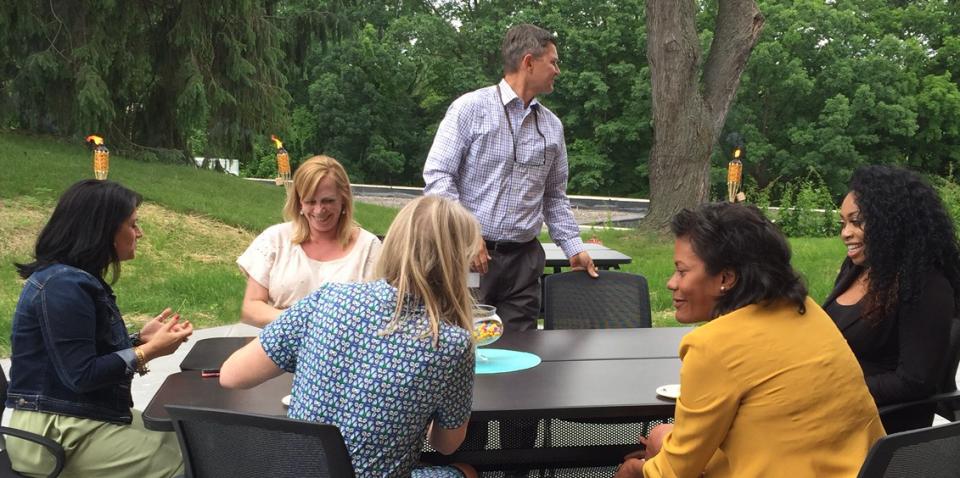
xmin=260 ymin=280 xmax=475 ymax=477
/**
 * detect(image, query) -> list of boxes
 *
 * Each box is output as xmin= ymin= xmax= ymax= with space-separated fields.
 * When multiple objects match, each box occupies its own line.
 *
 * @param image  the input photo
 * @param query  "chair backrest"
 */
xmin=166 ymin=405 xmax=355 ymax=478
xmin=0 ymin=369 xmax=66 ymax=478
xmin=543 ymin=270 xmax=651 ymax=330
xmin=857 ymin=420 xmax=960 ymax=478
xmin=1 ymin=367 xmax=8 ymax=416
xmin=937 ymin=318 xmax=960 ymax=421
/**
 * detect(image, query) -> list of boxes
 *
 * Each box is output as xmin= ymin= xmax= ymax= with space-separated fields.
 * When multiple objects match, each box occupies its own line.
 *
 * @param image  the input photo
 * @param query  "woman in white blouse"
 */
xmin=237 ymin=155 xmax=381 ymax=327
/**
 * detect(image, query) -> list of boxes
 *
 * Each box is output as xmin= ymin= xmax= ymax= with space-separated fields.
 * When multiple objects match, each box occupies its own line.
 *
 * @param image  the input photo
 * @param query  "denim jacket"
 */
xmin=6 ymin=264 xmax=134 ymax=424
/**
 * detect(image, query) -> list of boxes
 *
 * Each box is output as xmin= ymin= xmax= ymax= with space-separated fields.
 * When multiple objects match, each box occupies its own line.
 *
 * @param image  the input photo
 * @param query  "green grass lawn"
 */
xmin=0 ymin=130 xmax=847 ymax=355
xmin=0 ymin=131 xmax=398 ymax=355
xmin=573 ymin=228 xmax=845 ymax=326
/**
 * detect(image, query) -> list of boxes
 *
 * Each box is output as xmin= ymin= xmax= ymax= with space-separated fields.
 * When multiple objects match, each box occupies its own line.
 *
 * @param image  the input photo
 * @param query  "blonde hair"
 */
xmin=376 ymin=196 xmax=482 ymax=344
xmin=282 ymin=155 xmax=355 ymax=247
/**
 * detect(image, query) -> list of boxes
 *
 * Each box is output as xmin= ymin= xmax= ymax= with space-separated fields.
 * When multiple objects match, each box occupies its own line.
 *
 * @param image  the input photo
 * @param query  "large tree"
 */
xmin=644 ymin=0 xmax=764 ymax=227
xmin=0 ymin=0 xmax=289 ymax=163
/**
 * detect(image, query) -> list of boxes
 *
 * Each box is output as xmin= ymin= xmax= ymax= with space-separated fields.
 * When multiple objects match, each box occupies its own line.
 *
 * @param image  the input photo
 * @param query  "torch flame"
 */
xmin=86 ymin=135 xmax=104 ymax=146
xmin=270 ymin=135 xmax=283 ymax=150
xmin=733 ymin=147 xmax=742 ymax=159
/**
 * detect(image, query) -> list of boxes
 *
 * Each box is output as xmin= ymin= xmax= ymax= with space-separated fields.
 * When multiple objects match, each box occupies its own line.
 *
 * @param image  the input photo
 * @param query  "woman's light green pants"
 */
xmin=7 ymin=409 xmax=183 ymax=478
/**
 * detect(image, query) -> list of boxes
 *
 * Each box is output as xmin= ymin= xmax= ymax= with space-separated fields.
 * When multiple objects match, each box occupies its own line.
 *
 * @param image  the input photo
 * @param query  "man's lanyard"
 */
xmin=496 ymin=84 xmax=539 ymax=163
xmin=496 ymin=84 xmax=519 ymax=164
xmin=496 ymin=84 xmax=545 ymax=169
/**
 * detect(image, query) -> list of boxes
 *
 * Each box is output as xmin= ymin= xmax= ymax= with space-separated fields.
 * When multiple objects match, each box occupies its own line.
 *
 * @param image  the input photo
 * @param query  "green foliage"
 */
xmin=774 ymin=170 xmax=840 ymax=238
xmin=567 ymin=139 xmax=613 ymax=193
xmin=6 ymin=0 xmax=960 ymax=202
xmin=746 ymin=175 xmax=773 ymax=211
xmin=727 ymin=0 xmax=960 ymax=196
xmin=930 ymin=172 xmax=960 ymax=231
xmin=0 ymin=0 xmax=290 ymax=164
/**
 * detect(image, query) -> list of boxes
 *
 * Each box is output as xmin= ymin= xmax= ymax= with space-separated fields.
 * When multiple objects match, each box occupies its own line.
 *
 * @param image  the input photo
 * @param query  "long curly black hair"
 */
xmin=849 ymin=165 xmax=960 ymax=323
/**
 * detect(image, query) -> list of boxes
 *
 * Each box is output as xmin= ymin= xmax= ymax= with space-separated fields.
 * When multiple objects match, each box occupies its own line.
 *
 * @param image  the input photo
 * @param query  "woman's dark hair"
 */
xmin=15 ymin=179 xmax=142 ymax=282
xmin=848 ymin=165 xmax=960 ymax=323
xmin=671 ymin=202 xmax=808 ymax=318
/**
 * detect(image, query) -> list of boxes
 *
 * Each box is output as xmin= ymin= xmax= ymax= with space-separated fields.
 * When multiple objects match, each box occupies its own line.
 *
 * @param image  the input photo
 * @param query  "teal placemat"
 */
xmin=475 ymin=348 xmax=542 ymax=374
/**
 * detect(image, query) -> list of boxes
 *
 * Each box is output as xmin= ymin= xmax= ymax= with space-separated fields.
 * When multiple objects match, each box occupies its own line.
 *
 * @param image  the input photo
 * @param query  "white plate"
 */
xmin=281 ymin=394 xmax=291 ymax=407
xmin=656 ymin=384 xmax=680 ymax=400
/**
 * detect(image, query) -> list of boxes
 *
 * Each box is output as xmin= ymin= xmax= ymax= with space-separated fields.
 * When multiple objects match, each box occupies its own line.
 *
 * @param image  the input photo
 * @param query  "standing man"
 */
xmin=423 ymin=23 xmax=598 ymax=332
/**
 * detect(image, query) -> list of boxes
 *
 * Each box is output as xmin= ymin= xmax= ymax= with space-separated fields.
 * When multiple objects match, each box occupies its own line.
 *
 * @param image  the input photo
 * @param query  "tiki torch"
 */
xmin=271 ymin=135 xmax=291 ymax=187
xmin=86 ymin=135 xmax=109 ymax=180
xmin=727 ymin=146 xmax=743 ymax=203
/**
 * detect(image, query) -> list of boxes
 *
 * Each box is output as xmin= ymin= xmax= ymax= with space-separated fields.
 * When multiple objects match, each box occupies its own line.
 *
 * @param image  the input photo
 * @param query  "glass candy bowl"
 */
xmin=472 ymin=304 xmax=503 ymax=361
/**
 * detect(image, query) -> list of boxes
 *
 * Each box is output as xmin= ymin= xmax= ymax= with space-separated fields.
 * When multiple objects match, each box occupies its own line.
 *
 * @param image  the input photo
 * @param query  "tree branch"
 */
xmin=702 ymin=0 xmax=764 ymax=131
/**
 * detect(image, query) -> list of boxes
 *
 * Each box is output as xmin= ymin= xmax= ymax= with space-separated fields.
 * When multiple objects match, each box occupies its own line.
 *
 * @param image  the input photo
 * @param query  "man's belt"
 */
xmin=484 ymin=239 xmax=536 ymax=253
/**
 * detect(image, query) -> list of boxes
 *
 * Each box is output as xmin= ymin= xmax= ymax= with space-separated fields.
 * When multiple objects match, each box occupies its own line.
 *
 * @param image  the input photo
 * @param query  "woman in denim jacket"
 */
xmin=6 ymin=179 xmax=193 ymax=478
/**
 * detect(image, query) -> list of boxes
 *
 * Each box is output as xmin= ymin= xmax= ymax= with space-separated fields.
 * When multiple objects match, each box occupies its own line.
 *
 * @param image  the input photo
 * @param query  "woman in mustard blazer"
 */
xmin=617 ymin=203 xmax=885 ymax=478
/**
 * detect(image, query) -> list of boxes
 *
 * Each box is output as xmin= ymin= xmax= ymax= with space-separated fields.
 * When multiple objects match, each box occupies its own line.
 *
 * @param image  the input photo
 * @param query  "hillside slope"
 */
xmin=0 ymin=131 xmax=397 ymax=355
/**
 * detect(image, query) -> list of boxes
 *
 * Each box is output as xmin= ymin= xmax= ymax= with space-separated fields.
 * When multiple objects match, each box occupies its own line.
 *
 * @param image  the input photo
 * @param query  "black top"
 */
xmin=823 ymin=259 xmax=955 ymax=432
xmin=823 ymin=300 xmax=862 ymax=332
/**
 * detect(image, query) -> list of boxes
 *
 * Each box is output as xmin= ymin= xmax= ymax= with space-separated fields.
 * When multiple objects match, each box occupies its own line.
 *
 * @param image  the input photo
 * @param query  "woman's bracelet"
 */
xmin=134 ymin=346 xmax=150 ymax=376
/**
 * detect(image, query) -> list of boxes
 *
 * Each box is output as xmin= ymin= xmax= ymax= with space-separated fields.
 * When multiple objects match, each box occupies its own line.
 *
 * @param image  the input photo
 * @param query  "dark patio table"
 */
xmin=179 ymin=336 xmax=254 ymax=371
xmin=144 ymin=327 xmax=689 ymax=470
xmin=178 ymin=327 xmax=693 ymax=373
xmin=494 ymin=327 xmax=690 ymax=362
xmin=542 ymin=242 xmax=632 ymax=274
xmin=143 ymin=357 xmax=679 ymax=432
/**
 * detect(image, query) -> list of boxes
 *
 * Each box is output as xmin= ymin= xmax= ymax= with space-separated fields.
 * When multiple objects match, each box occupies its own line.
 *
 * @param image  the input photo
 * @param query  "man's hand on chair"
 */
xmin=570 ymin=251 xmax=599 ymax=278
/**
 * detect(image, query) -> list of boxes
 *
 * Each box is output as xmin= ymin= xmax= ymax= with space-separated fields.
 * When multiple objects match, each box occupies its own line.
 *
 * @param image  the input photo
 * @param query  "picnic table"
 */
xmin=542 ymin=242 xmax=632 ymax=274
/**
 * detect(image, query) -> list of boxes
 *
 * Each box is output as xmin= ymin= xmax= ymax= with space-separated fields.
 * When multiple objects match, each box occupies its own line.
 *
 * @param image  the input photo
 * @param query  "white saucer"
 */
xmin=656 ymin=384 xmax=680 ymax=400
xmin=281 ymin=394 xmax=291 ymax=407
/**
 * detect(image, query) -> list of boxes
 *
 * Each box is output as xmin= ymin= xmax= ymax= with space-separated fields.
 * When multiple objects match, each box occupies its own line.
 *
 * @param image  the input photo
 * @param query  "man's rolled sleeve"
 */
xmin=423 ymin=99 xmax=476 ymax=201
xmin=542 ymin=135 xmax=585 ymax=258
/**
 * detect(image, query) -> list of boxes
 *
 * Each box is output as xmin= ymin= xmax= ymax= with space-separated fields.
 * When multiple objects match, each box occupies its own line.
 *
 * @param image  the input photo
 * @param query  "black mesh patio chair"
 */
xmin=0 ymin=370 xmax=65 ymax=478
xmin=878 ymin=318 xmax=960 ymax=430
xmin=166 ymin=405 xmax=355 ymax=478
xmin=543 ymin=270 xmax=651 ymax=329
xmin=541 ymin=270 xmax=662 ymax=472
xmin=856 ymin=420 xmax=960 ymax=478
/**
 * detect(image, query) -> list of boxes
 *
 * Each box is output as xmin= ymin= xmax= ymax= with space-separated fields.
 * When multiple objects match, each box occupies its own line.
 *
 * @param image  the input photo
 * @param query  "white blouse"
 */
xmin=236 ymin=222 xmax=381 ymax=309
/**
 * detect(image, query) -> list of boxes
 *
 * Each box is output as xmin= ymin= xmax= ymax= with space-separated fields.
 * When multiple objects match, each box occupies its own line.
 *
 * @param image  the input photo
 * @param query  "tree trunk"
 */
xmin=644 ymin=0 xmax=764 ymax=229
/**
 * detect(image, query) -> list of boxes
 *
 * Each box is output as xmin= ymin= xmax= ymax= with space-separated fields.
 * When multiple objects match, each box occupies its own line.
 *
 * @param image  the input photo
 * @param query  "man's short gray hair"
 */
xmin=501 ymin=24 xmax=557 ymax=74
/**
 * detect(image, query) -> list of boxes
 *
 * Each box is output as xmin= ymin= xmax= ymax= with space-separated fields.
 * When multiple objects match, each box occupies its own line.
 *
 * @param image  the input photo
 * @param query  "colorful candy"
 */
xmin=473 ymin=320 xmax=503 ymax=346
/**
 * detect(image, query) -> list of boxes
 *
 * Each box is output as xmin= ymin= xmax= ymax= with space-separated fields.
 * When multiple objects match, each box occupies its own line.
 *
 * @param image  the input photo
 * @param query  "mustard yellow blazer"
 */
xmin=644 ymin=297 xmax=885 ymax=478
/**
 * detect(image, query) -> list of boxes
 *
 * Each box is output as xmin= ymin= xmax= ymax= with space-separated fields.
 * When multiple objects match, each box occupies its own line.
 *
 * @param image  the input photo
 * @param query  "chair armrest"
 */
xmin=878 ymin=389 xmax=960 ymax=418
xmin=0 ymin=426 xmax=66 ymax=478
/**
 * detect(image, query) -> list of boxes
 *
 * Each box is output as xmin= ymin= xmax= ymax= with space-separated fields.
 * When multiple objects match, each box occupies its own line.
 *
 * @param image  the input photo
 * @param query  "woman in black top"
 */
xmin=823 ymin=165 xmax=960 ymax=433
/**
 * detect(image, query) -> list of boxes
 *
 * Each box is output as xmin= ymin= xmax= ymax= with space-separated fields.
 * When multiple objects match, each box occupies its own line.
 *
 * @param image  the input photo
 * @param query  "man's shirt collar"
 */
xmin=498 ymin=78 xmax=540 ymax=109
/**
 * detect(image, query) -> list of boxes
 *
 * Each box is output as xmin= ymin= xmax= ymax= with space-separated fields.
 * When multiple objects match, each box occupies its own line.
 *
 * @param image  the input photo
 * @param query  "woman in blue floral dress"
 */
xmin=221 ymin=195 xmax=480 ymax=478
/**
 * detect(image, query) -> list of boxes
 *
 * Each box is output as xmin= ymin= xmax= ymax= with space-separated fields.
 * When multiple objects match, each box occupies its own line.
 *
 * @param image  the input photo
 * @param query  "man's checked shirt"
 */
xmin=423 ymin=79 xmax=585 ymax=258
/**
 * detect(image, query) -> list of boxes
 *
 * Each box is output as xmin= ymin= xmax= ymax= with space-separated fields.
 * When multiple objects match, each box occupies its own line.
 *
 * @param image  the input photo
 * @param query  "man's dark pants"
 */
xmin=463 ymin=239 xmax=545 ymax=468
